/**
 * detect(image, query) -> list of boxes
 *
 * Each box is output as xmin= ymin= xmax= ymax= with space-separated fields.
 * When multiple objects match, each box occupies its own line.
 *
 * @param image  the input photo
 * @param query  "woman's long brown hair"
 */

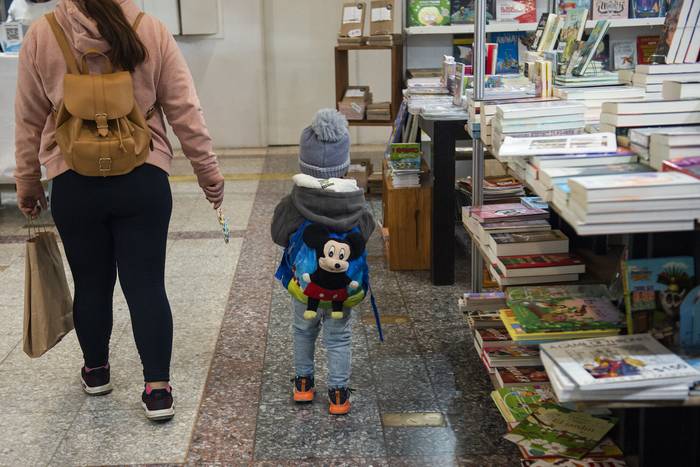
xmin=79 ymin=0 xmax=147 ymax=71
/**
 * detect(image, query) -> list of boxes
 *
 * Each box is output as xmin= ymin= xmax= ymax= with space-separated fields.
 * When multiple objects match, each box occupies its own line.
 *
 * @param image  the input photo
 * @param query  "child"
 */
xmin=271 ymin=109 xmax=375 ymax=415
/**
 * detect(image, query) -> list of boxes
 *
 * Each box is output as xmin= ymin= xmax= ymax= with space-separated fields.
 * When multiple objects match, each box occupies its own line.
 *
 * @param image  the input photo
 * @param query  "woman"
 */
xmin=14 ymin=0 xmax=224 ymax=421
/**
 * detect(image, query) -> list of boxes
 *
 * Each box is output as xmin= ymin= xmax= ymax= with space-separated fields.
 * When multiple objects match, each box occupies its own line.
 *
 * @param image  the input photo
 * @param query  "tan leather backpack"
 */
xmin=46 ymin=12 xmax=152 ymax=177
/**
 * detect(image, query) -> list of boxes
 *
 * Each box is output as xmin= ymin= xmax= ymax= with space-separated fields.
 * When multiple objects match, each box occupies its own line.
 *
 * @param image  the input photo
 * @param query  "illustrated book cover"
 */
xmin=491 ymin=385 xmax=555 ymax=423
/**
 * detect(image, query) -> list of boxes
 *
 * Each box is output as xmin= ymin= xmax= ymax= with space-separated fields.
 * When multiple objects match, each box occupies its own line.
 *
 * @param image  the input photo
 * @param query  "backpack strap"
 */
xmin=45 ymin=13 xmax=80 ymax=75
xmin=133 ymin=12 xmax=145 ymax=31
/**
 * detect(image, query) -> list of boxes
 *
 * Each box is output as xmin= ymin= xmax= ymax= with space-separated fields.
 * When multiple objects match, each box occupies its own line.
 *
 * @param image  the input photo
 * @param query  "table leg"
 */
xmin=431 ymin=122 xmax=456 ymax=286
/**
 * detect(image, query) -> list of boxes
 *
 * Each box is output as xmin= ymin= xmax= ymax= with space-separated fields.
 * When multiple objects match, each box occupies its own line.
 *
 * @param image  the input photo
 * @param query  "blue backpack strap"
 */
xmin=368 ymin=284 xmax=384 ymax=342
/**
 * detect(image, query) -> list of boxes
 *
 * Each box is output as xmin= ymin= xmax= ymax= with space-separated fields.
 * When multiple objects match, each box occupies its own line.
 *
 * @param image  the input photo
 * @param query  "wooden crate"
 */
xmin=382 ymin=161 xmax=432 ymax=270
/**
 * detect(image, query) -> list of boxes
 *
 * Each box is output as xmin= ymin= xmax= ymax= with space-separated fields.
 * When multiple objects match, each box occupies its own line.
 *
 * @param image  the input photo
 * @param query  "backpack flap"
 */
xmin=63 ymin=71 xmax=135 ymax=124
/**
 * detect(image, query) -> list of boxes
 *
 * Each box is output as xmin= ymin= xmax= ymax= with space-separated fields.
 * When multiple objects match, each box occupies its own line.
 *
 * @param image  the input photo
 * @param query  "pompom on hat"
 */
xmin=299 ymin=109 xmax=351 ymax=179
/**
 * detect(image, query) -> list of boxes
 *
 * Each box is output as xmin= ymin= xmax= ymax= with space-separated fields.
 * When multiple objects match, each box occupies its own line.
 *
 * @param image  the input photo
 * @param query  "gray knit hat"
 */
xmin=299 ymin=109 xmax=350 ymax=179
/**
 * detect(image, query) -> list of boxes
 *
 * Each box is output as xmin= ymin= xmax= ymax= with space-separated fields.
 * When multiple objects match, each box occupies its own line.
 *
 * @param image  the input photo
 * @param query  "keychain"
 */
xmin=217 ymin=207 xmax=231 ymax=244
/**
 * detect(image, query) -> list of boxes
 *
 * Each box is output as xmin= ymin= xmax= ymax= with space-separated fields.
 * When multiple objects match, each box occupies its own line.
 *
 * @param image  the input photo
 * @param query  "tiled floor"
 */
xmin=0 ymin=147 xmax=519 ymax=466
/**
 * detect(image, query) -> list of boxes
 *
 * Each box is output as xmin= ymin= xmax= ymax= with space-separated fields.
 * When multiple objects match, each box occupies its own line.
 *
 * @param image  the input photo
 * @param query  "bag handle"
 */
xmin=46 ymin=13 xmax=80 ymax=75
xmin=81 ymin=50 xmax=113 ymax=74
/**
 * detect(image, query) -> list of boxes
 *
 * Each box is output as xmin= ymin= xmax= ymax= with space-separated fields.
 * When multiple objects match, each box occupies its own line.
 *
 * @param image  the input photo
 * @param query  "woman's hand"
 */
xmin=17 ymin=181 xmax=48 ymax=219
xmin=203 ymin=180 xmax=224 ymax=209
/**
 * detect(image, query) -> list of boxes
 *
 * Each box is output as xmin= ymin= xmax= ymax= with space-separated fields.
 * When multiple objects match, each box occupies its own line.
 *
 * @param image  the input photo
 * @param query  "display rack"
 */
xmin=334 ymin=44 xmax=404 ymax=127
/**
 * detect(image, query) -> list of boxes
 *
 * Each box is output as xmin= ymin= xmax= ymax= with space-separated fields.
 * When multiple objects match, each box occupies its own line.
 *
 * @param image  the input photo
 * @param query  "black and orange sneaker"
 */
xmin=328 ymin=387 xmax=351 ymax=415
xmin=293 ymin=375 xmax=315 ymax=403
xmin=81 ymin=364 xmax=112 ymax=396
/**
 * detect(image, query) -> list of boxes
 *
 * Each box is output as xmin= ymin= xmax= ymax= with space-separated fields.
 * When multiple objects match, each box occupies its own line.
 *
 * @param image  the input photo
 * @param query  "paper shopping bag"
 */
xmin=23 ymin=231 xmax=74 ymax=358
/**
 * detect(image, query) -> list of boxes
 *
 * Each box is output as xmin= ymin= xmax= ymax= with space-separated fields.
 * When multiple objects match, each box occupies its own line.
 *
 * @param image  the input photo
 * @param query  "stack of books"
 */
xmin=337 ymin=36 xmax=366 ymax=46
xmin=457 ymin=175 xmax=525 ymax=205
xmin=599 ymin=99 xmax=700 ymax=149
xmin=565 ymin=171 xmax=700 ymax=234
xmin=459 ymin=291 xmax=506 ymax=313
xmin=554 ymin=70 xmax=622 ymax=88
xmin=629 ymin=125 xmax=700 ymax=161
xmin=463 ymin=204 xmax=552 ymax=252
xmin=651 ymin=0 xmax=700 ymax=66
xmin=648 ymin=127 xmax=700 ymax=169
xmin=663 ymin=80 xmax=700 ymax=100
xmin=476 ymin=96 xmax=559 ymax=147
xmin=366 ymin=33 xmax=401 ymax=47
xmin=541 ymin=334 xmax=700 ymax=402
xmin=630 ymin=63 xmax=700 ymax=97
xmin=366 ymin=102 xmax=391 ymax=121
xmin=553 ymin=85 xmax=645 ymax=125
xmin=491 ymin=101 xmax=586 ymax=157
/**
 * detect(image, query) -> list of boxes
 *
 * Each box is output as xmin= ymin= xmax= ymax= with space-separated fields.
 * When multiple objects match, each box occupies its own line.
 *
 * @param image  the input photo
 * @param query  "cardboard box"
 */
xmin=348 ymin=158 xmax=373 ymax=191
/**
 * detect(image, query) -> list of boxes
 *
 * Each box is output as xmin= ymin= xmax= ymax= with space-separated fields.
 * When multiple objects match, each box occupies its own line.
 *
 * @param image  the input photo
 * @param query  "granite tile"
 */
xmin=0 ymin=411 xmax=77 ymax=466
xmin=254 ymin=458 xmax=390 ymax=467
xmin=383 ymin=426 xmax=459 ymax=457
xmin=49 ymin=407 xmax=197 ymax=466
xmin=254 ymin=399 xmax=386 ymax=460
xmin=371 ymin=356 xmax=436 ymax=404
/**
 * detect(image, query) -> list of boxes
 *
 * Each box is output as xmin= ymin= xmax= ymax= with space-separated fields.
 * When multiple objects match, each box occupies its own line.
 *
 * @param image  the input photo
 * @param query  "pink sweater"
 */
xmin=14 ymin=0 xmax=223 ymax=193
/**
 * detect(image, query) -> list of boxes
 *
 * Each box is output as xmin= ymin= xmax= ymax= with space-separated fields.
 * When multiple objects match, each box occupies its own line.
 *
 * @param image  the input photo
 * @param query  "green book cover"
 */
xmin=494 ymin=385 xmax=554 ymax=423
xmin=504 ymin=404 xmax=616 ymax=460
xmin=408 ymin=0 xmax=451 ymax=26
xmin=506 ymin=285 xmax=624 ymax=333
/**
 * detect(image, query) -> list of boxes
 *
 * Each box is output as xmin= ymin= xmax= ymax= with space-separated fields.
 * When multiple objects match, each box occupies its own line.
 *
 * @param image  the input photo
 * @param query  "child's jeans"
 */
xmin=292 ymin=298 xmax=352 ymax=389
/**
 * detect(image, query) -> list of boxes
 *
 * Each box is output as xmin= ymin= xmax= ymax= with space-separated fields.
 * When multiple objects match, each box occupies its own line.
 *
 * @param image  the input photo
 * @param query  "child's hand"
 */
xmin=302 ymin=273 xmax=311 ymax=283
xmin=349 ymin=281 xmax=359 ymax=290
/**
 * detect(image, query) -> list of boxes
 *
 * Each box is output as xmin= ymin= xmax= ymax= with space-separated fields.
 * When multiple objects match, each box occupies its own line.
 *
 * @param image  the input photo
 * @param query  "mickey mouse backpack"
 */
xmin=275 ymin=222 xmax=383 ymax=340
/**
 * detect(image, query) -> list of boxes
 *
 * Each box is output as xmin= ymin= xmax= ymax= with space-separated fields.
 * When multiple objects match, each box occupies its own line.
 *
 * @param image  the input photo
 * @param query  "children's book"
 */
xmin=542 ymin=334 xmax=700 ymax=391
xmin=453 ymin=35 xmax=474 ymax=65
xmin=591 ymin=0 xmax=628 ymax=19
xmin=528 ymin=13 xmax=551 ymax=51
xmin=491 ymin=32 xmax=523 ymax=74
xmin=408 ymin=0 xmax=450 ymax=26
xmin=450 ymin=0 xmax=495 ymax=23
xmin=653 ymin=0 xmax=692 ymax=64
xmin=558 ymin=8 xmax=589 ymax=66
xmin=637 ymin=35 xmax=660 ymax=64
xmin=476 ymin=327 xmax=515 ymax=349
xmin=496 ymin=366 xmax=551 ymax=388
xmin=471 ymin=203 xmax=549 ymax=223
xmin=507 ymin=285 xmax=623 ymax=333
xmin=680 ymin=285 xmax=700 ymax=354
xmin=611 ymin=40 xmax=636 ymax=70
xmin=504 ymin=404 xmax=616 ymax=460
xmin=499 ymin=309 xmax=622 ymax=342
xmin=521 ymin=196 xmax=549 ymax=210
xmin=631 ymin=0 xmax=670 ymax=17
xmin=572 ymin=20 xmax=610 ymax=76
xmin=485 ymin=346 xmax=542 ymax=367
xmin=518 ymin=437 xmax=624 ymax=461
xmin=491 ymin=385 xmax=555 ymax=424
xmin=495 ymin=0 xmax=537 ymax=23
xmin=622 ymin=256 xmax=696 ymax=338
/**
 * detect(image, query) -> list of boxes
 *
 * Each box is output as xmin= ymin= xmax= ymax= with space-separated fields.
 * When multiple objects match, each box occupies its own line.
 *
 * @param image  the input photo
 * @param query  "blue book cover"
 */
xmin=490 ymin=32 xmax=523 ymax=74
xmin=631 ymin=0 xmax=672 ymax=17
xmin=680 ymin=286 xmax=700 ymax=353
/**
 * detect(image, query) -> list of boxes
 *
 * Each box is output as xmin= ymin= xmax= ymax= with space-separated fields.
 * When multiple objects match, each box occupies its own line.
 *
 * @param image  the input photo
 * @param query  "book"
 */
xmin=496 ymin=366 xmax=551 ymax=388
xmin=633 ymin=72 xmax=700 ymax=86
xmin=491 ymin=385 xmax=555 ymax=424
xmin=471 ymin=203 xmax=549 ymax=223
xmin=623 ymin=256 xmax=696 ymax=336
xmin=611 ymin=40 xmax=636 ymax=70
xmin=663 ymin=155 xmax=700 ymax=178
xmin=485 ymin=346 xmax=542 ymax=367
xmin=685 ymin=4 xmax=700 ymax=63
xmin=496 ymin=254 xmax=586 ymax=278
xmin=497 ymin=101 xmax=586 ymax=119
xmin=529 ymin=12 xmax=551 ymax=51
xmin=521 ymin=196 xmax=549 ymax=210
xmin=539 ymin=163 xmax=652 ymax=189
xmin=663 ymin=80 xmax=700 ymax=99
xmin=500 ymin=309 xmax=621 ymax=342
xmin=601 ymin=99 xmax=700 ymax=114
xmin=591 ymin=0 xmax=628 ymax=18
xmin=475 ymin=327 xmax=516 ymax=349
xmin=636 ymin=62 xmax=700 ymax=74
xmin=559 ymin=0 xmax=592 ymax=14
xmin=507 ymin=285 xmax=624 ymax=333
xmin=492 ymin=32 xmax=522 ymax=75
xmin=450 ymin=0 xmax=487 ymax=24
xmin=495 ymin=0 xmax=537 ymax=23
xmin=498 ymin=133 xmax=617 ymax=158
xmin=486 ymin=42 xmax=499 ymax=75
xmin=654 ymin=0 xmax=693 ymax=64
xmin=631 ymin=0 xmax=669 ymax=17
xmin=569 ymin=171 xmax=700 ymax=202
xmin=538 ymin=14 xmax=563 ymax=52
xmin=488 ymin=230 xmax=569 ymax=257
xmin=600 ymin=111 xmax=700 ymax=127
xmin=408 ymin=0 xmax=451 ymax=26
xmin=637 ymin=36 xmax=660 ymax=64
xmin=340 ymin=2 xmax=367 ymax=38
xmin=540 ymin=334 xmax=700 ymax=390
xmin=559 ymin=8 xmax=589 ymax=66
xmin=680 ymin=285 xmax=700 ymax=353
xmin=504 ymin=404 xmax=616 ymax=460
xmin=572 ymin=20 xmax=610 ymax=76
xmin=518 ymin=437 xmax=624 ymax=462
xmin=531 ymin=149 xmax=637 ymax=168
xmin=675 ymin=0 xmax=700 ymax=64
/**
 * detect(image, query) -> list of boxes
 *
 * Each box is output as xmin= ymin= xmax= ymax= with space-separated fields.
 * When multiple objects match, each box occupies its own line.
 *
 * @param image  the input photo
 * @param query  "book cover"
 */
xmin=491 ymin=32 xmax=523 ymax=74
xmin=477 ymin=327 xmax=513 ymax=342
xmin=663 ymin=156 xmax=700 ymax=179
xmin=631 ymin=0 xmax=671 ymax=17
xmin=611 ymin=40 xmax=636 ymax=70
xmin=540 ymin=334 xmax=700 ymax=389
xmin=500 ymin=308 xmax=621 ymax=342
xmin=492 ymin=230 xmax=567 ymax=245
xmin=528 ymin=12 xmax=551 ymax=51
xmin=493 ymin=385 xmax=555 ymax=423
xmin=540 ymin=15 xmax=563 ymax=52
xmin=499 ymin=254 xmax=584 ymax=270
xmin=507 ymin=286 xmax=624 ymax=333
xmin=623 ymin=256 xmax=695 ymax=337
xmin=570 ymin=171 xmax=700 ymax=191
xmin=504 ymin=404 xmax=616 ymax=460
xmin=453 ymin=34 xmax=474 ymax=65
xmin=591 ymin=0 xmax=628 ymax=18
xmin=680 ymin=285 xmax=700 ymax=353
xmin=559 ymin=8 xmax=589 ymax=65
xmin=653 ymin=0 xmax=688 ymax=64
xmin=487 ymin=346 xmax=541 ymax=359
xmin=558 ymin=0 xmax=592 ymax=14
xmin=408 ymin=0 xmax=451 ymax=26
xmin=521 ymin=196 xmax=549 ymax=210
xmin=497 ymin=366 xmax=551 ymax=386
xmin=637 ymin=35 xmax=660 ymax=64
xmin=471 ymin=203 xmax=549 ymax=222
xmin=572 ymin=20 xmax=610 ymax=76
xmin=496 ymin=0 xmax=537 ymax=22
xmin=450 ymin=0 xmax=495 ymax=23
xmin=518 ymin=437 xmax=624 ymax=461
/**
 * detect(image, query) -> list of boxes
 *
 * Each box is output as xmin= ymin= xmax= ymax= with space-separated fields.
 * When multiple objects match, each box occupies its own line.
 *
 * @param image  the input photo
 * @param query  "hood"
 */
xmin=290 ymin=185 xmax=368 ymax=233
xmin=53 ymin=0 xmax=140 ymax=54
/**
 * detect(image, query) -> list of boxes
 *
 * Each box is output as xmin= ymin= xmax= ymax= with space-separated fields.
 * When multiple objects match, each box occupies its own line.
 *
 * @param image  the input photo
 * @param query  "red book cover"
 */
xmin=477 ymin=328 xmax=512 ymax=342
xmin=497 ymin=366 xmax=550 ymax=385
xmin=637 ymin=36 xmax=660 ymax=64
xmin=499 ymin=254 xmax=584 ymax=270
xmin=486 ymin=43 xmax=498 ymax=75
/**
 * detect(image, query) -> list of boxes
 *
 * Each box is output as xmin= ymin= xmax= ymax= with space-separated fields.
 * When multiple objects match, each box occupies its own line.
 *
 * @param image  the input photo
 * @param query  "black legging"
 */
xmin=51 ymin=164 xmax=173 ymax=382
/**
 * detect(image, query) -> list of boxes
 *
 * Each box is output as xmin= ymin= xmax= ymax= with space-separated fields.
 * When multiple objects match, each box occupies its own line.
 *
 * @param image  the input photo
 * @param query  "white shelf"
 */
xmin=405 ymin=18 xmax=665 ymax=36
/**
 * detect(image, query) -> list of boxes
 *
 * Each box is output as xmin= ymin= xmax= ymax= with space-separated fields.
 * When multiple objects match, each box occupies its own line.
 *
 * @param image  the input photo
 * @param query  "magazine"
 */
xmin=498 ymin=133 xmax=617 ymax=157
xmin=540 ymin=334 xmax=700 ymax=390
xmin=504 ymin=404 xmax=616 ymax=460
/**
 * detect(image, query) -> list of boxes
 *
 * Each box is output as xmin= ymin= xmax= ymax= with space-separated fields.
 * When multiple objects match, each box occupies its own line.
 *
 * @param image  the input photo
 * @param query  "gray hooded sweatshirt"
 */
xmin=271 ymin=185 xmax=376 ymax=247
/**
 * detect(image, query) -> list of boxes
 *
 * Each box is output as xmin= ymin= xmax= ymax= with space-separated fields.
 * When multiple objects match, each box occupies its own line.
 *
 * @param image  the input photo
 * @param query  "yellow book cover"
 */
xmin=499 ymin=309 xmax=620 ymax=342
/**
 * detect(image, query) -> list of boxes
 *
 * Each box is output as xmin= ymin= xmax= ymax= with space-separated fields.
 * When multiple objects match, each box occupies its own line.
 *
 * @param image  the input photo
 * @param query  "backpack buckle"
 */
xmin=95 ymin=113 xmax=109 ymax=137
xmin=98 ymin=157 xmax=112 ymax=174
